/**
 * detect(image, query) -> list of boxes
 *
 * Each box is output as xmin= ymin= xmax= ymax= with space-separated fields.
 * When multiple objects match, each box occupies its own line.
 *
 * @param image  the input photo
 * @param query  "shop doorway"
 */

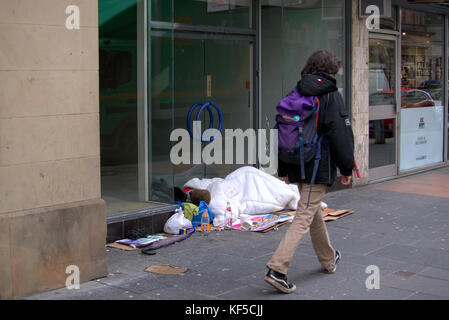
xmin=149 ymin=3 xmax=256 ymax=203
xmin=171 ymin=34 xmax=254 ymax=188
xmin=368 ymin=34 xmax=399 ymax=181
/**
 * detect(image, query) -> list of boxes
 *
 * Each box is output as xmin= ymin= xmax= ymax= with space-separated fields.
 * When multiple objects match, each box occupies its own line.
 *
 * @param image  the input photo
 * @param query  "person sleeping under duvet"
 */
xmin=181 ymin=166 xmax=327 ymax=227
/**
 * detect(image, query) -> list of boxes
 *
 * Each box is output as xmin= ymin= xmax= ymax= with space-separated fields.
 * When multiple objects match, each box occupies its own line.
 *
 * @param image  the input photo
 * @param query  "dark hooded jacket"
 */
xmin=278 ymin=72 xmax=355 ymax=185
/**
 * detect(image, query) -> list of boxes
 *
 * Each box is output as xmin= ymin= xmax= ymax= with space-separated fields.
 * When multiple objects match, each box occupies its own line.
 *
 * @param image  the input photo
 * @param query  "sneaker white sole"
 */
xmin=327 ymin=250 xmax=341 ymax=274
xmin=264 ymin=276 xmax=296 ymax=294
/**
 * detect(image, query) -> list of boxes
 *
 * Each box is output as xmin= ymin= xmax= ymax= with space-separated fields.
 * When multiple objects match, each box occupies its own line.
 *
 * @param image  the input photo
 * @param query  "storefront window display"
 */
xmin=400 ymin=9 xmax=444 ymax=171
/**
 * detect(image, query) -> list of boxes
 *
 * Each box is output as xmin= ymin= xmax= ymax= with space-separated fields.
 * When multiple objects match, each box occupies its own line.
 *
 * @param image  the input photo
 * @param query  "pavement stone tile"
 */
xmin=331 ymin=234 xmax=393 ymax=256
xmin=411 ymin=238 xmax=449 ymax=251
xmin=405 ymin=292 xmax=448 ymax=300
xmin=158 ymin=268 xmax=247 ymax=297
xmin=142 ymin=285 xmax=221 ymax=300
xmin=63 ymin=285 xmax=149 ymax=300
xmin=327 ymin=219 xmax=406 ymax=237
xmin=361 ymin=228 xmax=443 ymax=247
xmin=103 ymin=274 xmax=173 ymax=295
xmin=368 ymin=244 xmax=449 ymax=270
xmin=25 ymin=282 xmax=148 ymax=300
xmin=216 ymin=284 xmax=319 ymax=300
xmin=339 ymin=251 xmax=429 ymax=275
xmin=388 ymin=215 xmax=449 ymax=232
xmin=194 ymin=253 xmax=269 ymax=280
xmin=312 ymin=278 xmax=415 ymax=300
xmin=218 ymin=242 xmax=276 ymax=260
xmin=382 ymin=273 xmax=449 ymax=298
xmin=22 ymin=281 xmax=107 ymax=300
xmin=418 ymin=267 xmax=449 ymax=282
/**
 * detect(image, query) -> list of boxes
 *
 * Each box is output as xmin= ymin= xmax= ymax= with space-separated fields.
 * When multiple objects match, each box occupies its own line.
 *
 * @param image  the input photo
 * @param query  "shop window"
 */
xmin=400 ymin=9 xmax=444 ymax=171
xmin=379 ymin=5 xmax=397 ymax=31
xmin=99 ymin=0 xmax=164 ymax=216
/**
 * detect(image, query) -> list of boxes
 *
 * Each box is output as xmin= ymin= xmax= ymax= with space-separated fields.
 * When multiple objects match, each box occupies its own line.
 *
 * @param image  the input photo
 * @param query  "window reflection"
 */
xmin=401 ymin=9 xmax=443 ymax=109
xmin=369 ymin=38 xmax=395 ymax=106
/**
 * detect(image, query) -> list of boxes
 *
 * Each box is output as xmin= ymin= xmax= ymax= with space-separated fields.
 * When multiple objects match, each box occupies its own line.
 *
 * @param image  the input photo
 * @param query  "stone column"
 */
xmin=351 ymin=0 xmax=370 ymax=185
xmin=0 ymin=0 xmax=107 ymax=298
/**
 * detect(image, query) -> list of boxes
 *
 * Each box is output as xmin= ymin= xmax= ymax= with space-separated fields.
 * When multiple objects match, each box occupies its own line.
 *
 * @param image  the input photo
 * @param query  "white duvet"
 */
xmin=183 ymin=166 xmax=301 ymax=226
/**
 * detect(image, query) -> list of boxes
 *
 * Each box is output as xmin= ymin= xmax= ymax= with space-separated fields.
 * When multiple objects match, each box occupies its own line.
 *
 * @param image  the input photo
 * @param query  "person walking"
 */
xmin=264 ymin=50 xmax=355 ymax=294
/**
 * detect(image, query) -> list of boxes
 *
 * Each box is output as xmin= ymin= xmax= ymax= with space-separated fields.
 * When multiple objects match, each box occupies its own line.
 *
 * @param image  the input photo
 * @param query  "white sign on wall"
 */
xmin=400 ymin=106 xmax=444 ymax=171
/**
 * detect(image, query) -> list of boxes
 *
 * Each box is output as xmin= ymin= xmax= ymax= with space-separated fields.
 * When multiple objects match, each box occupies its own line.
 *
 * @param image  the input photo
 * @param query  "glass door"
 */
xmin=368 ymin=35 xmax=399 ymax=180
xmin=171 ymin=36 xmax=253 ymax=188
xmin=149 ymin=0 xmax=255 ymax=202
xmin=204 ymin=38 xmax=252 ymax=179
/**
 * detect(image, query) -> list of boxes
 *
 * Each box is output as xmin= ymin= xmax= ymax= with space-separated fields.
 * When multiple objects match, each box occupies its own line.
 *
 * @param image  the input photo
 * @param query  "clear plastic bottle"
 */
xmin=225 ymin=202 xmax=233 ymax=228
xmin=201 ymin=209 xmax=210 ymax=233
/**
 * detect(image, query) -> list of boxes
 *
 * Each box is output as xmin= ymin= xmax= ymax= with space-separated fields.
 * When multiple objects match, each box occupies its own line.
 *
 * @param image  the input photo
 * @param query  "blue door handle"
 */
xmin=187 ymin=102 xmax=223 ymax=142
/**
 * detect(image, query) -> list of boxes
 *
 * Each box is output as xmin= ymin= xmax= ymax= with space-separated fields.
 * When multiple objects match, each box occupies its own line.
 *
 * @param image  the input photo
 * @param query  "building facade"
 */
xmin=0 ymin=0 xmax=448 ymax=298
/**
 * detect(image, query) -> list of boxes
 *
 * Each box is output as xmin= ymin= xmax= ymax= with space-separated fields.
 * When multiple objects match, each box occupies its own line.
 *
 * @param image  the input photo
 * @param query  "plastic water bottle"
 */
xmin=201 ymin=209 xmax=210 ymax=233
xmin=225 ymin=202 xmax=233 ymax=228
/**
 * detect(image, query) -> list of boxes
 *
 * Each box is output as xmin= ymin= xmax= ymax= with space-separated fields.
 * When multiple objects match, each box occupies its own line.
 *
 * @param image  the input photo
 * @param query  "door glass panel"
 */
xmin=369 ymin=119 xmax=396 ymax=168
xmin=369 ymin=38 xmax=395 ymax=106
xmin=171 ymin=37 xmax=252 ymax=188
xmin=172 ymin=37 xmax=205 ymax=188
xmin=204 ymin=39 xmax=252 ymax=179
xmin=369 ymin=38 xmax=396 ymax=170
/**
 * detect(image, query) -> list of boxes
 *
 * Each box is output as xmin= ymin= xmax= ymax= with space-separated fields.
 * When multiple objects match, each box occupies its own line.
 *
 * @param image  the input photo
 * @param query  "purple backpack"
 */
xmin=275 ymin=87 xmax=324 ymax=207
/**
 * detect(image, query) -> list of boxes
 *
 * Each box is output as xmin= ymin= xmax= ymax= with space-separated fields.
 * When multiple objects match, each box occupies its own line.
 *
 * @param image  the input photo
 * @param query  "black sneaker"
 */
xmin=327 ymin=249 xmax=341 ymax=274
xmin=264 ymin=268 xmax=296 ymax=293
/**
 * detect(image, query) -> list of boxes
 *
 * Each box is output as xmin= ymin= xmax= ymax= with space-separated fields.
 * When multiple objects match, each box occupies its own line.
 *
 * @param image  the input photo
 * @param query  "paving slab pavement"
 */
xmin=21 ymin=166 xmax=449 ymax=301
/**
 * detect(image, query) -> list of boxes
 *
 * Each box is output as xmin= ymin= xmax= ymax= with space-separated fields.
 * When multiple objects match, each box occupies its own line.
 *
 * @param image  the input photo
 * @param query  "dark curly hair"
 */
xmin=301 ymin=50 xmax=342 ymax=77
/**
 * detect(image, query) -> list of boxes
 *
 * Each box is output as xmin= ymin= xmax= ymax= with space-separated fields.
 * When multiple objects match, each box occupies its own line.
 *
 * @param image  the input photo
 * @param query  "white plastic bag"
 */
xmin=163 ymin=208 xmax=193 ymax=235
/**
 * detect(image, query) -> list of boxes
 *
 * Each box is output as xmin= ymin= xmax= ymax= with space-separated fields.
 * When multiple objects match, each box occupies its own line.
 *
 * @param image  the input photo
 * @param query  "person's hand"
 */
xmin=341 ymin=175 xmax=352 ymax=185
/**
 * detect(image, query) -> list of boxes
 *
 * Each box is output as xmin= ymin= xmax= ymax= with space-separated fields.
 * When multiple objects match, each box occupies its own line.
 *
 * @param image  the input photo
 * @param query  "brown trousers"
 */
xmin=267 ymin=183 xmax=336 ymax=275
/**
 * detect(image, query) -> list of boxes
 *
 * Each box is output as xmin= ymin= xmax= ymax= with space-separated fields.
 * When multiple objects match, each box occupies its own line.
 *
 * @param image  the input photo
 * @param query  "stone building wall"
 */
xmin=0 ymin=0 xmax=107 ymax=298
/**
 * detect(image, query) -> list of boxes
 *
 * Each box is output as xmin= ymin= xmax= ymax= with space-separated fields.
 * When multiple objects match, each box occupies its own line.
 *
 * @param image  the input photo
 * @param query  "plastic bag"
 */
xmin=163 ymin=208 xmax=193 ymax=235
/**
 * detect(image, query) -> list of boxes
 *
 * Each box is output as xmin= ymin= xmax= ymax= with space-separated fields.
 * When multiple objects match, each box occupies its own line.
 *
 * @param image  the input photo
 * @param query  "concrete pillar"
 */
xmin=351 ymin=0 xmax=370 ymax=185
xmin=0 ymin=0 xmax=107 ymax=298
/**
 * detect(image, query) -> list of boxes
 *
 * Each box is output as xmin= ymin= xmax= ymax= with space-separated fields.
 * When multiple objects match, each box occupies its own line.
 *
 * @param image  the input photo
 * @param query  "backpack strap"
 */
xmin=298 ymin=97 xmax=321 ymax=181
xmin=298 ymin=127 xmax=305 ymax=180
xmin=306 ymin=135 xmax=325 ymax=208
xmin=305 ymin=93 xmax=330 ymax=207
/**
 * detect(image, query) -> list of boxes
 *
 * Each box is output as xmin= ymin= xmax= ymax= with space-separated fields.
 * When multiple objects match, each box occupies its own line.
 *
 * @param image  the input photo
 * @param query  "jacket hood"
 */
xmin=297 ymin=72 xmax=338 ymax=97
